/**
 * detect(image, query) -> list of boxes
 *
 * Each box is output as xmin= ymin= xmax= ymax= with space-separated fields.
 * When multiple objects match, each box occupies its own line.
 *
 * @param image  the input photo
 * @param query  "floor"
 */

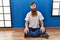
xmin=0 ymin=28 xmax=60 ymax=40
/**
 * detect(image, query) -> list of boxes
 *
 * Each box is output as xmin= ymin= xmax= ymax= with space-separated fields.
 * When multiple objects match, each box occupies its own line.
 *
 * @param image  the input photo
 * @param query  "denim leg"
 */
xmin=34 ymin=28 xmax=42 ymax=36
xmin=34 ymin=28 xmax=46 ymax=36
xmin=27 ymin=31 xmax=37 ymax=37
xmin=26 ymin=28 xmax=46 ymax=37
xmin=27 ymin=28 xmax=40 ymax=37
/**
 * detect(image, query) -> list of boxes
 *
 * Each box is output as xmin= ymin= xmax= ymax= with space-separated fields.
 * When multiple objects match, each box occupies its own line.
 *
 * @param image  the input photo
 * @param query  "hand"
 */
xmin=24 ymin=28 xmax=29 ymax=34
xmin=40 ymin=27 xmax=45 ymax=33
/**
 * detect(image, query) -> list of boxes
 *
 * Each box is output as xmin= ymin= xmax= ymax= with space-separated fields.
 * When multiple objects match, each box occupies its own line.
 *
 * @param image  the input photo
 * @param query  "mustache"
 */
xmin=31 ymin=8 xmax=36 ymax=11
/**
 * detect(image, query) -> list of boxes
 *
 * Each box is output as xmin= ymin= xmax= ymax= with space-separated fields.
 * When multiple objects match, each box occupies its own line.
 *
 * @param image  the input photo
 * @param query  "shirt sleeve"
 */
xmin=25 ymin=13 xmax=29 ymax=21
xmin=38 ymin=11 xmax=44 ymax=20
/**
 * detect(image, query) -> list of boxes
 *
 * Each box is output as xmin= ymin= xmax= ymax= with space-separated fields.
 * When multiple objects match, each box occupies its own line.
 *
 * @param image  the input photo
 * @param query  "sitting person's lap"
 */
xmin=26 ymin=27 xmax=46 ymax=37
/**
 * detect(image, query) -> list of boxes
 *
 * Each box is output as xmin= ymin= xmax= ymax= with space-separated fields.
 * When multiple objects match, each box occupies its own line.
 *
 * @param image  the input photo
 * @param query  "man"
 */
xmin=24 ymin=2 xmax=49 ymax=38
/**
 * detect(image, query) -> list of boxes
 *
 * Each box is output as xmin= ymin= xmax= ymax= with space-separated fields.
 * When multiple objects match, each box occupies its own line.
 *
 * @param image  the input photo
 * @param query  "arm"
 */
xmin=39 ymin=20 xmax=45 ymax=33
xmin=24 ymin=21 xmax=29 ymax=34
xmin=25 ymin=21 xmax=29 ymax=29
xmin=24 ymin=13 xmax=30 ymax=34
xmin=39 ymin=20 xmax=44 ymax=27
xmin=38 ymin=11 xmax=45 ymax=33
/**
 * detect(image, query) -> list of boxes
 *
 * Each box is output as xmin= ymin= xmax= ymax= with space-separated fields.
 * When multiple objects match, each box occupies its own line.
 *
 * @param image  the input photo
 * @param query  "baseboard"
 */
xmin=0 ymin=28 xmax=24 ymax=31
xmin=0 ymin=27 xmax=60 ymax=31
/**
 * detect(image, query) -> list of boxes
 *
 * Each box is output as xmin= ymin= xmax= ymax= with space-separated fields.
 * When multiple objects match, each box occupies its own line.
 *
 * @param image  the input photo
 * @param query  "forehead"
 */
xmin=30 ymin=3 xmax=36 ymax=6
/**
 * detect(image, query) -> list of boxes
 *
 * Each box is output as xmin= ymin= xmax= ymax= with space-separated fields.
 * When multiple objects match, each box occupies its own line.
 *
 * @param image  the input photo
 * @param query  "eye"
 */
xmin=34 ymin=5 xmax=35 ymax=6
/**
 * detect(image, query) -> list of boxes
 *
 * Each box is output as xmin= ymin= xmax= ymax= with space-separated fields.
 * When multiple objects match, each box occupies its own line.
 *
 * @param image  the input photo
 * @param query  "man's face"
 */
xmin=30 ymin=3 xmax=36 ymax=11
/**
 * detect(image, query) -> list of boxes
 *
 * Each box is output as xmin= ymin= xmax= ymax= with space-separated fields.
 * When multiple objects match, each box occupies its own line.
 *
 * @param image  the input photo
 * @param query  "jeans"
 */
xmin=26 ymin=27 xmax=46 ymax=37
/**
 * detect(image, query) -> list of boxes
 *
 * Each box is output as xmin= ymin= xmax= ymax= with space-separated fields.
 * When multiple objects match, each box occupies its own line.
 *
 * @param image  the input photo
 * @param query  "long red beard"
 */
xmin=31 ymin=9 xmax=37 ymax=17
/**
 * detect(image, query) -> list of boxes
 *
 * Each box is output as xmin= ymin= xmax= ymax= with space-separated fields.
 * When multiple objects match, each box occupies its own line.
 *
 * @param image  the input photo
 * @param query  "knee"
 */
xmin=34 ymin=32 xmax=40 ymax=35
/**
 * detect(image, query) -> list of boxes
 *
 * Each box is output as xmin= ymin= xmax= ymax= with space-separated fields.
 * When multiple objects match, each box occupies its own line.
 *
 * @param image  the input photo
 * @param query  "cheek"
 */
xmin=30 ymin=6 xmax=34 ymax=9
xmin=30 ymin=6 xmax=36 ymax=9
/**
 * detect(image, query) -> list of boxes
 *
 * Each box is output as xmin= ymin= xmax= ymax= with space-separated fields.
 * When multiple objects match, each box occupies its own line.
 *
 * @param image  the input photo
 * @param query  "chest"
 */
xmin=29 ymin=15 xmax=39 ymax=21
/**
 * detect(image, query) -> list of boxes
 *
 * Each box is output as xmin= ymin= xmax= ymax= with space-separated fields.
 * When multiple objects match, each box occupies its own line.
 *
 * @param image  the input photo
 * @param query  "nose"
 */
xmin=32 ymin=7 xmax=36 ymax=9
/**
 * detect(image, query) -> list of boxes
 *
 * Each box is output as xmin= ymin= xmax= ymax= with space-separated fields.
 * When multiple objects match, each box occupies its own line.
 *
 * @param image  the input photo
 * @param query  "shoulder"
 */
xmin=26 ymin=11 xmax=31 ymax=16
xmin=37 ymin=11 xmax=42 ymax=15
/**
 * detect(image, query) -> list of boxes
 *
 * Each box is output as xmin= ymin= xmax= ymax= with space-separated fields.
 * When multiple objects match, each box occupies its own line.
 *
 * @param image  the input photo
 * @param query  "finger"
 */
xmin=28 ymin=30 xmax=29 ymax=32
xmin=25 ymin=31 xmax=27 ymax=34
xmin=40 ymin=29 xmax=42 ymax=32
xmin=24 ymin=30 xmax=27 ymax=34
xmin=24 ymin=30 xmax=25 ymax=33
